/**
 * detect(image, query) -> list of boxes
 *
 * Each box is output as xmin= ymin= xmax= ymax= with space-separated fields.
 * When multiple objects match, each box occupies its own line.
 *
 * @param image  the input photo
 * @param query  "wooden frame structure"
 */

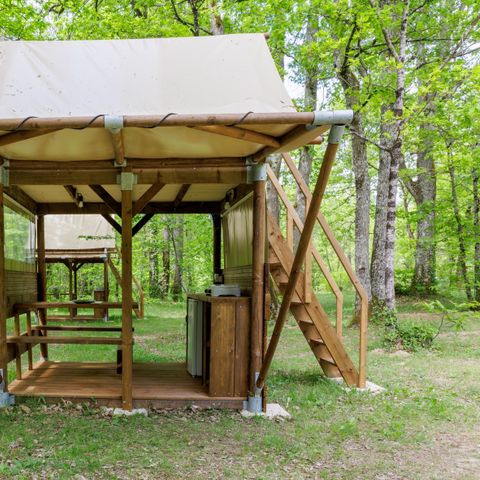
xmin=0 ymin=34 xmax=367 ymax=412
xmin=44 ymin=247 xmax=145 ymax=321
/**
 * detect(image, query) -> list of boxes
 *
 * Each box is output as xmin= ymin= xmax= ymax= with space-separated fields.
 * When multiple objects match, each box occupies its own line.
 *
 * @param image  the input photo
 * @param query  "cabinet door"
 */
xmin=209 ymin=302 xmax=236 ymax=396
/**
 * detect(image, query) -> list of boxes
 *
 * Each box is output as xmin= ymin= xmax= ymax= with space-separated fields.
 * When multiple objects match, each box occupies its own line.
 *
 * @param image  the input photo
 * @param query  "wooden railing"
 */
xmin=267 ymin=166 xmax=344 ymax=336
xmin=267 ymin=153 xmax=368 ymax=387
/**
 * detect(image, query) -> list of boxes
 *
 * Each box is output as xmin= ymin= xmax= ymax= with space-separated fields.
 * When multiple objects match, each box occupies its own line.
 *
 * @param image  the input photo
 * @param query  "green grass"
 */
xmin=1 ymin=297 xmax=480 ymax=479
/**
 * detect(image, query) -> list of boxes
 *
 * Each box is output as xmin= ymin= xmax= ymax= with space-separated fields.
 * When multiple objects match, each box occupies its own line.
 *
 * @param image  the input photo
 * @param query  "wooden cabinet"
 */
xmin=187 ymin=294 xmax=250 ymax=398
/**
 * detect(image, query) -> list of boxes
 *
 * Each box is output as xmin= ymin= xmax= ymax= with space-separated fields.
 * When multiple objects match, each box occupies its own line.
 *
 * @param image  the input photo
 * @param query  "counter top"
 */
xmin=187 ymin=293 xmax=250 ymax=303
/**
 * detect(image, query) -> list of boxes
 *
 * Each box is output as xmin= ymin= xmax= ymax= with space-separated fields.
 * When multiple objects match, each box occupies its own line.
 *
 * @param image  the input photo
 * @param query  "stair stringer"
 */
xmin=267 ymin=212 xmax=359 ymax=386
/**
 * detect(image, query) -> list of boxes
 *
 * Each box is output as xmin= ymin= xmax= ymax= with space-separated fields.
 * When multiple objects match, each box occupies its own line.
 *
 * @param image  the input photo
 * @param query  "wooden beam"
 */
xmin=212 ymin=213 xmax=222 ymax=277
xmin=174 ymin=184 xmax=191 ymax=207
xmin=11 ymin=168 xmax=246 ymax=185
xmin=0 ymin=129 xmax=59 ymax=147
xmin=36 ymin=215 xmax=48 ymax=360
xmin=0 ymin=184 xmax=7 ymax=390
xmin=7 ymin=336 xmax=122 ymax=345
xmin=0 ymin=112 xmax=317 ymax=130
xmin=132 ymin=179 xmax=165 ymax=216
xmin=33 ymin=325 xmax=127 ymax=332
xmin=101 ymin=214 xmax=122 ymax=234
xmin=121 ymin=178 xmax=133 ymax=411
xmin=4 ymin=186 xmax=37 ymax=214
xmin=132 ymin=213 xmax=154 ymax=237
xmin=250 ymin=179 xmax=266 ymax=397
xmin=26 ymin=312 xmax=32 ymax=370
xmin=252 ymin=125 xmax=330 ymax=163
xmin=8 ymin=157 xmax=245 ymax=170
xmin=38 ymin=201 xmax=222 ymax=215
xmin=109 ymin=130 xmax=126 ymax=167
xmin=14 ymin=314 xmax=21 ymax=379
xmin=192 ymin=125 xmax=280 ymax=148
xmin=64 ymin=185 xmax=83 ymax=208
xmin=89 ymin=185 xmax=121 ymax=215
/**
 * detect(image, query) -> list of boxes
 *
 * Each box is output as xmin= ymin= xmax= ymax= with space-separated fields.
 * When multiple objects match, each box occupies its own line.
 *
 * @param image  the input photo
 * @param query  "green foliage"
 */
xmin=383 ymin=300 xmax=467 ymax=352
xmin=386 ymin=321 xmax=438 ymax=352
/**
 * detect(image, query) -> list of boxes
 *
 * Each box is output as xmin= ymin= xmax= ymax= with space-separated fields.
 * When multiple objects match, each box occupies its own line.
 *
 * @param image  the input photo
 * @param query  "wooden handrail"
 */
xmin=282 ymin=153 xmax=367 ymax=388
xmin=267 ymin=165 xmax=344 ymax=336
xmin=258 ymin=138 xmax=342 ymax=391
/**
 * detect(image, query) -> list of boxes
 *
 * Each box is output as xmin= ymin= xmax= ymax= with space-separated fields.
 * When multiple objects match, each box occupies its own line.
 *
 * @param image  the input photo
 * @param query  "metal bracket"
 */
xmin=117 ymin=172 xmax=137 ymax=191
xmin=0 ymin=160 xmax=10 ymax=187
xmin=0 ymin=369 xmax=15 ymax=407
xmin=246 ymin=372 xmax=263 ymax=413
xmin=104 ymin=115 xmax=124 ymax=134
xmin=246 ymin=158 xmax=267 ymax=183
xmin=328 ymin=125 xmax=346 ymax=145
xmin=309 ymin=110 xmax=353 ymax=127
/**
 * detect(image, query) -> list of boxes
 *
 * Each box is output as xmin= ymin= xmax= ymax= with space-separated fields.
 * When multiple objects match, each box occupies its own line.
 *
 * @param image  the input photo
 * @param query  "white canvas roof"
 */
xmin=0 ymin=34 xmax=295 ymax=162
xmin=0 ymin=34 xmax=344 ymax=206
xmin=45 ymin=215 xmax=115 ymax=251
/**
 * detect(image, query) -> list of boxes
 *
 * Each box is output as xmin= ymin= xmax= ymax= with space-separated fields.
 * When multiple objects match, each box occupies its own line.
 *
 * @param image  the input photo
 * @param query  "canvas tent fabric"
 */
xmin=44 ymin=215 xmax=115 ymax=251
xmin=0 ymin=34 xmax=295 ymax=162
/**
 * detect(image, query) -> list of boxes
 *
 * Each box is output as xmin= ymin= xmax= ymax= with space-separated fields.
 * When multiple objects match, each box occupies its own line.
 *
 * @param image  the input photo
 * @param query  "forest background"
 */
xmin=1 ymin=0 xmax=479 ymax=322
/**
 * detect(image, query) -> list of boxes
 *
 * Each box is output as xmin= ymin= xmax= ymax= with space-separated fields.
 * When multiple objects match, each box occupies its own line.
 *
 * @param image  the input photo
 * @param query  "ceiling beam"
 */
xmin=64 ymin=185 xmax=84 ymax=208
xmin=10 ymin=168 xmax=246 ymax=185
xmin=132 ymin=178 xmax=165 ymax=216
xmin=174 ymin=184 xmax=191 ymax=207
xmin=3 ymin=186 xmax=38 ymax=214
xmin=89 ymin=185 xmax=121 ymax=215
xmin=37 ymin=201 xmax=223 ymax=215
xmin=192 ymin=125 xmax=280 ymax=148
xmin=101 ymin=214 xmax=122 ymax=234
xmin=7 ymin=157 xmax=245 ymax=170
xmin=132 ymin=213 xmax=154 ymax=237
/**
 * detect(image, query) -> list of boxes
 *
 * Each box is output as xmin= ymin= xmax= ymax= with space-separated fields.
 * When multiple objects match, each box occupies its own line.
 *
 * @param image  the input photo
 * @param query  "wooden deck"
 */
xmin=9 ymin=362 xmax=245 ymax=409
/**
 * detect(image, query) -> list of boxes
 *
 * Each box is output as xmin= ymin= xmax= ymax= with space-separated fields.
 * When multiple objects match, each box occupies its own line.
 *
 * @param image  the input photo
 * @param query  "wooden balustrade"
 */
xmin=279 ymin=153 xmax=368 ymax=388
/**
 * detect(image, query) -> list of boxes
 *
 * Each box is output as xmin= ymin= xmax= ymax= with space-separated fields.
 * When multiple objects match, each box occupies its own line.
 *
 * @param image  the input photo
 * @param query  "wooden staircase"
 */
xmin=265 ymin=154 xmax=368 ymax=387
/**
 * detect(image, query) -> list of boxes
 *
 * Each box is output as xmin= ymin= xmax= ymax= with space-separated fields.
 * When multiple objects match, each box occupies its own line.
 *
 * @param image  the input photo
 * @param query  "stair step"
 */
xmin=310 ymin=342 xmax=335 ymax=364
xmin=309 ymin=336 xmax=324 ymax=345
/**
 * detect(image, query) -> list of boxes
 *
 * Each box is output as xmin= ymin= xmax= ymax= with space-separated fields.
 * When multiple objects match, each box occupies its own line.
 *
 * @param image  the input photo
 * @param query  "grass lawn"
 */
xmin=1 ymin=295 xmax=479 ymax=479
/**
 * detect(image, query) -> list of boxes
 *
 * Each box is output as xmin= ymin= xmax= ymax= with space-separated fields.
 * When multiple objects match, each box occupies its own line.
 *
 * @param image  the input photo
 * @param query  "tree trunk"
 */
xmin=333 ymin=22 xmax=372 ymax=322
xmin=448 ymin=159 xmax=473 ymax=302
xmin=209 ymin=0 xmax=224 ymax=35
xmin=266 ymin=153 xmax=282 ymax=224
xmin=370 ymin=106 xmax=392 ymax=308
xmin=473 ymin=167 xmax=480 ymax=304
xmin=295 ymin=14 xmax=318 ymax=240
xmin=160 ymin=223 xmax=170 ymax=299
xmin=172 ymin=216 xmax=184 ymax=301
xmin=147 ymin=221 xmax=160 ymax=298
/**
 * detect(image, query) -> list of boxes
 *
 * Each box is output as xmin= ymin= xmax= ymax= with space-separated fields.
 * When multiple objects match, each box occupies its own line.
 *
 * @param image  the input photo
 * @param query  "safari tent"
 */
xmin=43 ymin=215 xmax=144 ymax=321
xmin=0 ymin=34 xmax=367 ymax=412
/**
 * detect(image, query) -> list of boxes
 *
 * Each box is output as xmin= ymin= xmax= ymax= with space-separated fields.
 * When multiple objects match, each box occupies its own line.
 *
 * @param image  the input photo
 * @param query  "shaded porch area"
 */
xmin=9 ymin=361 xmax=245 ymax=409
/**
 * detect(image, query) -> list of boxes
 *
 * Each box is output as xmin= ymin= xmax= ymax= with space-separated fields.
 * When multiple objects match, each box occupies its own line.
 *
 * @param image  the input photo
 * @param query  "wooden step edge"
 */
xmin=309 ymin=342 xmax=336 ymax=365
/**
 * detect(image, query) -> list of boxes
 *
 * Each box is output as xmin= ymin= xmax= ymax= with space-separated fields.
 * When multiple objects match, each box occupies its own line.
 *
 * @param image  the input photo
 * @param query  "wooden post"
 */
xmin=14 ymin=314 xmax=21 ymax=379
xmin=249 ymin=173 xmax=266 ymax=406
xmin=256 ymin=126 xmax=345 ymax=391
xmin=104 ymin=257 xmax=109 ymax=321
xmin=0 ymin=183 xmax=7 ymax=391
xmin=37 ymin=214 xmax=48 ymax=360
xmin=212 ymin=213 xmax=222 ymax=279
xmin=68 ymin=261 xmax=74 ymax=320
xmin=121 ymin=173 xmax=134 ymax=411
xmin=26 ymin=311 xmax=33 ymax=370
